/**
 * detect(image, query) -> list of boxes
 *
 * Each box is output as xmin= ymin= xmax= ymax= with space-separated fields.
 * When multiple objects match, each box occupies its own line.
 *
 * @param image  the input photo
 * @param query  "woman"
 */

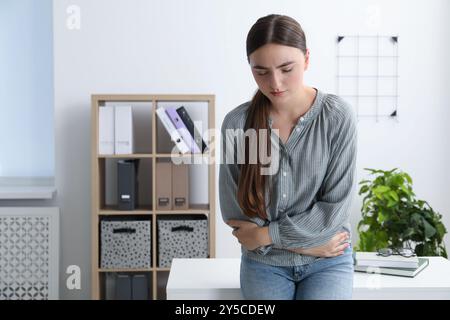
xmin=218 ymin=14 xmax=357 ymax=300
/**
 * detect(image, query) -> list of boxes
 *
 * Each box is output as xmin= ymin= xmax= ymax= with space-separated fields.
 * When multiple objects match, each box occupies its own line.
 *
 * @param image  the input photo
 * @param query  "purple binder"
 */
xmin=165 ymin=108 xmax=201 ymax=153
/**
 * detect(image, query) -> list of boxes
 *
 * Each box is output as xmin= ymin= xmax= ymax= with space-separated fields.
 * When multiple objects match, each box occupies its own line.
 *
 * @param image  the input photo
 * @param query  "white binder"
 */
xmin=99 ymin=106 xmax=115 ymax=155
xmin=156 ymin=107 xmax=190 ymax=154
xmin=115 ymin=106 xmax=134 ymax=154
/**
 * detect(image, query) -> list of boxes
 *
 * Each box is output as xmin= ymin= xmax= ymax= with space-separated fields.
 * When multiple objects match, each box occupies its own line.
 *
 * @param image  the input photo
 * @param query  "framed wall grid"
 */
xmin=337 ymin=35 xmax=399 ymax=121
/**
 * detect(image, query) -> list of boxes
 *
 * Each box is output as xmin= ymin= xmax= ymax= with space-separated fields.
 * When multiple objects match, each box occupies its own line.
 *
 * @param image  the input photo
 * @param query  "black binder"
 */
xmin=115 ymin=274 xmax=132 ymax=300
xmin=176 ymin=106 xmax=208 ymax=153
xmin=117 ymin=159 xmax=140 ymax=210
xmin=132 ymin=274 xmax=149 ymax=300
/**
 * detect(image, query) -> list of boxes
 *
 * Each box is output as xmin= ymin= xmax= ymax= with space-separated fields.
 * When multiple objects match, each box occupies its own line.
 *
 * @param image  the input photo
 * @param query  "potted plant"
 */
xmin=356 ymin=168 xmax=448 ymax=258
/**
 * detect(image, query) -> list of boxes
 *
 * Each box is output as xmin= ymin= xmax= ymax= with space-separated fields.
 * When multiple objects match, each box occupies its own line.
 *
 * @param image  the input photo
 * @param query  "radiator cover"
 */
xmin=0 ymin=207 xmax=59 ymax=300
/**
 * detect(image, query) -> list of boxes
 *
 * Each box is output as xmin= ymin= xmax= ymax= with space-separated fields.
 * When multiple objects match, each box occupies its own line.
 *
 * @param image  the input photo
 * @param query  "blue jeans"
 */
xmin=240 ymin=245 xmax=354 ymax=300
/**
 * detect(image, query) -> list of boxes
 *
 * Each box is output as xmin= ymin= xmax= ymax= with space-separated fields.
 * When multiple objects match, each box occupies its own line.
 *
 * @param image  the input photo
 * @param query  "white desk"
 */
xmin=166 ymin=257 xmax=450 ymax=300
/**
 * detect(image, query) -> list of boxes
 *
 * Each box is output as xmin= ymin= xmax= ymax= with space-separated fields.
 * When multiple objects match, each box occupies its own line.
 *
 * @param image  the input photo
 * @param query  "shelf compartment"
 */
xmin=156 ymin=271 xmax=170 ymax=300
xmin=101 ymin=101 xmax=153 ymax=155
xmin=100 ymin=271 xmax=153 ymax=300
xmin=156 ymin=214 xmax=209 ymax=269
xmin=99 ymin=215 xmax=152 ymax=270
xmin=100 ymin=158 xmax=153 ymax=211
xmin=155 ymin=101 xmax=209 ymax=154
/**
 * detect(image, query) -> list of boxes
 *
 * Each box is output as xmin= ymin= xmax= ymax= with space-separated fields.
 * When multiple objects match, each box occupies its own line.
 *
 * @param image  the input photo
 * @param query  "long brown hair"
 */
xmin=237 ymin=14 xmax=307 ymax=219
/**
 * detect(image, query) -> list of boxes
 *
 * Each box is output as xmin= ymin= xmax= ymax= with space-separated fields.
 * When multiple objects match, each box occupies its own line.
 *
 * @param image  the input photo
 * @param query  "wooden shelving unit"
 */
xmin=91 ymin=94 xmax=215 ymax=300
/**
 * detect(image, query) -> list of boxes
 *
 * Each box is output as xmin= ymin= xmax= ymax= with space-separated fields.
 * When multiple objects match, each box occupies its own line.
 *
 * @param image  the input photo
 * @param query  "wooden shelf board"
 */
xmin=98 ymin=154 xmax=153 ymax=159
xmin=99 ymin=205 xmax=153 ymax=215
xmin=155 ymin=211 xmax=209 ymax=216
xmin=155 ymin=153 xmax=211 ymax=158
xmin=155 ymin=204 xmax=210 ymax=215
xmin=98 ymin=268 xmax=153 ymax=273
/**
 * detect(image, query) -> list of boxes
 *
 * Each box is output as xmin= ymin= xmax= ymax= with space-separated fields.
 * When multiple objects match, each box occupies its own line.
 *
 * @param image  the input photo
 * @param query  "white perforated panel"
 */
xmin=0 ymin=207 xmax=59 ymax=300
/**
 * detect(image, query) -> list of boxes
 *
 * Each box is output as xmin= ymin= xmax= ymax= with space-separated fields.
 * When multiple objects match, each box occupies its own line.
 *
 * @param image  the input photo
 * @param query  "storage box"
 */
xmin=157 ymin=216 xmax=208 ymax=268
xmin=101 ymin=219 xmax=151 ymax=269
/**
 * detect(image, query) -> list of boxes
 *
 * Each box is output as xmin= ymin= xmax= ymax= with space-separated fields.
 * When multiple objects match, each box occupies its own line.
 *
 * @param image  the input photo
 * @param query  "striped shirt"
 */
xmin=218 ymin=88 xmax=358 ymax=266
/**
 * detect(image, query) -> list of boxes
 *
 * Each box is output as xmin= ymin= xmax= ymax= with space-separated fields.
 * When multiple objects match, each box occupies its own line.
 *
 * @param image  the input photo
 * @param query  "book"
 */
xmin=165 ymin=107 xmax=201 ymax=153
xmin=176 ymin=106 xmax=208 ymax=153
xmin=156 ymin=107 xmax=190 ymax=154
xmin=354 ymin=257 xmax=429 ymax=278
xmin=354 ymin=251 xmax=419 ymax=269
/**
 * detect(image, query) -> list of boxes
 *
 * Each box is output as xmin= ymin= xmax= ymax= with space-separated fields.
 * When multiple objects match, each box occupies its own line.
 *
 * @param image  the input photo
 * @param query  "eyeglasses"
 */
xmin=377 ymin=247 xmax=416 ymax=258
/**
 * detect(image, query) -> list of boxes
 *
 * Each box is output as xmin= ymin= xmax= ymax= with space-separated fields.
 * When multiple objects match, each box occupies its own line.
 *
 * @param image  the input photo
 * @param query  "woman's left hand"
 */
xmin=227 ymin=220 xmax=272 ymax=251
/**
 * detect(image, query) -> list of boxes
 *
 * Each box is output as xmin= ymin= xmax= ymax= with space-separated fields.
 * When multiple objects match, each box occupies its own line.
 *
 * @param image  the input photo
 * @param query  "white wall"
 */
xmin=53 ymin=0 xmax=450 ymax=298
xmin=0 ymin=0 xmax=54 ymax=177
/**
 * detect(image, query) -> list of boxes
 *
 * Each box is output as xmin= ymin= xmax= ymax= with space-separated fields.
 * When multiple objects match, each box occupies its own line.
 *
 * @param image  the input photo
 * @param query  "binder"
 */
xmin=156 ymin=160 xmax=172 ymax=210
xmin=105 ymin=273 xmax=116 ymax=300
xmin=156 ymin=107 xmax=189 ymax=154
xmin=99 ymin=106 xmax=115 ymax=154
xmin=117 ymin=159 xmax=140 ymax=210
xmin=165 ymin=108 xmax=201 ymax=153
xmin=115 ymin=105 xmax=134 ymax=154
xmin=172 ymin=163 xmax=189 ymax=210
xmin=131 ymin=274 xmax=149 ymax=300
xmin=176 ymin=106 xmax=208 ymax=153
xmin=115 ymin=274 xmax=132 ymax=300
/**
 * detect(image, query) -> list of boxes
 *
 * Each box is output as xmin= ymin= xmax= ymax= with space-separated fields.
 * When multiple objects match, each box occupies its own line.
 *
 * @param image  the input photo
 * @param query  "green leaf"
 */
xmin=391 ymin=175 xmax=404 ymax=186
xmin=374 ymin=186 xmax=391 ymax=193
xmin=436 ymin=222 xmax=447 ymax=239
xmin=404 ymin=173 xmax=413 ymax=184
xmin=403 ymin=228 xmax=415 ymax=238
xmin=388 ymin=190 xmax=399 ymax=201
xmin=411 ymin=213 xmax=422 ymax=224
xmin=358 ymin=231 xmax=382 ymax=252
xmin=387 ymin=200 xmax=397 ymax=207
xmin=423 ymin=219 xmax=436 ymax=239
xmin=359 ymin=185 xmax=369 ymax=195
xmin=377 ymin=211 xmax=386 ymax=224
xmin=364 ymin=168 xmax=381 ymax=174
xmin=387 ymin=168 xmax=399 ymax=174
xmin=400 ymin=184 xmax=412 ymax=197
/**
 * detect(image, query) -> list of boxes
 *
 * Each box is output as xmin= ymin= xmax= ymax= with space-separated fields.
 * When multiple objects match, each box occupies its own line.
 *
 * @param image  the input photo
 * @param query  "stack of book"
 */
xmin=353 ymin=252 xmax=429 ymax=278
xmin=156 ymin=106 xmax=207 ymax=154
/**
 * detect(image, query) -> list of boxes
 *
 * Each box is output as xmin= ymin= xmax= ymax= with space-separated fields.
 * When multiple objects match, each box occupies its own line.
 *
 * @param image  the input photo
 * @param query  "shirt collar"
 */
xmin=268 ymin=87 xmax=323 ymax=129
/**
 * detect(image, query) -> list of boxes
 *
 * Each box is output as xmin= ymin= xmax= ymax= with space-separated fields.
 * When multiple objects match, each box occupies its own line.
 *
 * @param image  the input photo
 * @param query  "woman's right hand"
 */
xmin=287 ymin=232 xmax=350 ymax=258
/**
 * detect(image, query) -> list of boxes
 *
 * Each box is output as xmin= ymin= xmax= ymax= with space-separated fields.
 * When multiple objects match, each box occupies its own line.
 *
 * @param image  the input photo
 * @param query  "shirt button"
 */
xmin=282 ymin=194 xmax=287 ymax=198
xmin=283 ymin=171 xmax=287 ymax=176
xmin=300 ymin=117 xmax=305 ymax=122
xmin=296 ymin=127 xmax=301 ymax=132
